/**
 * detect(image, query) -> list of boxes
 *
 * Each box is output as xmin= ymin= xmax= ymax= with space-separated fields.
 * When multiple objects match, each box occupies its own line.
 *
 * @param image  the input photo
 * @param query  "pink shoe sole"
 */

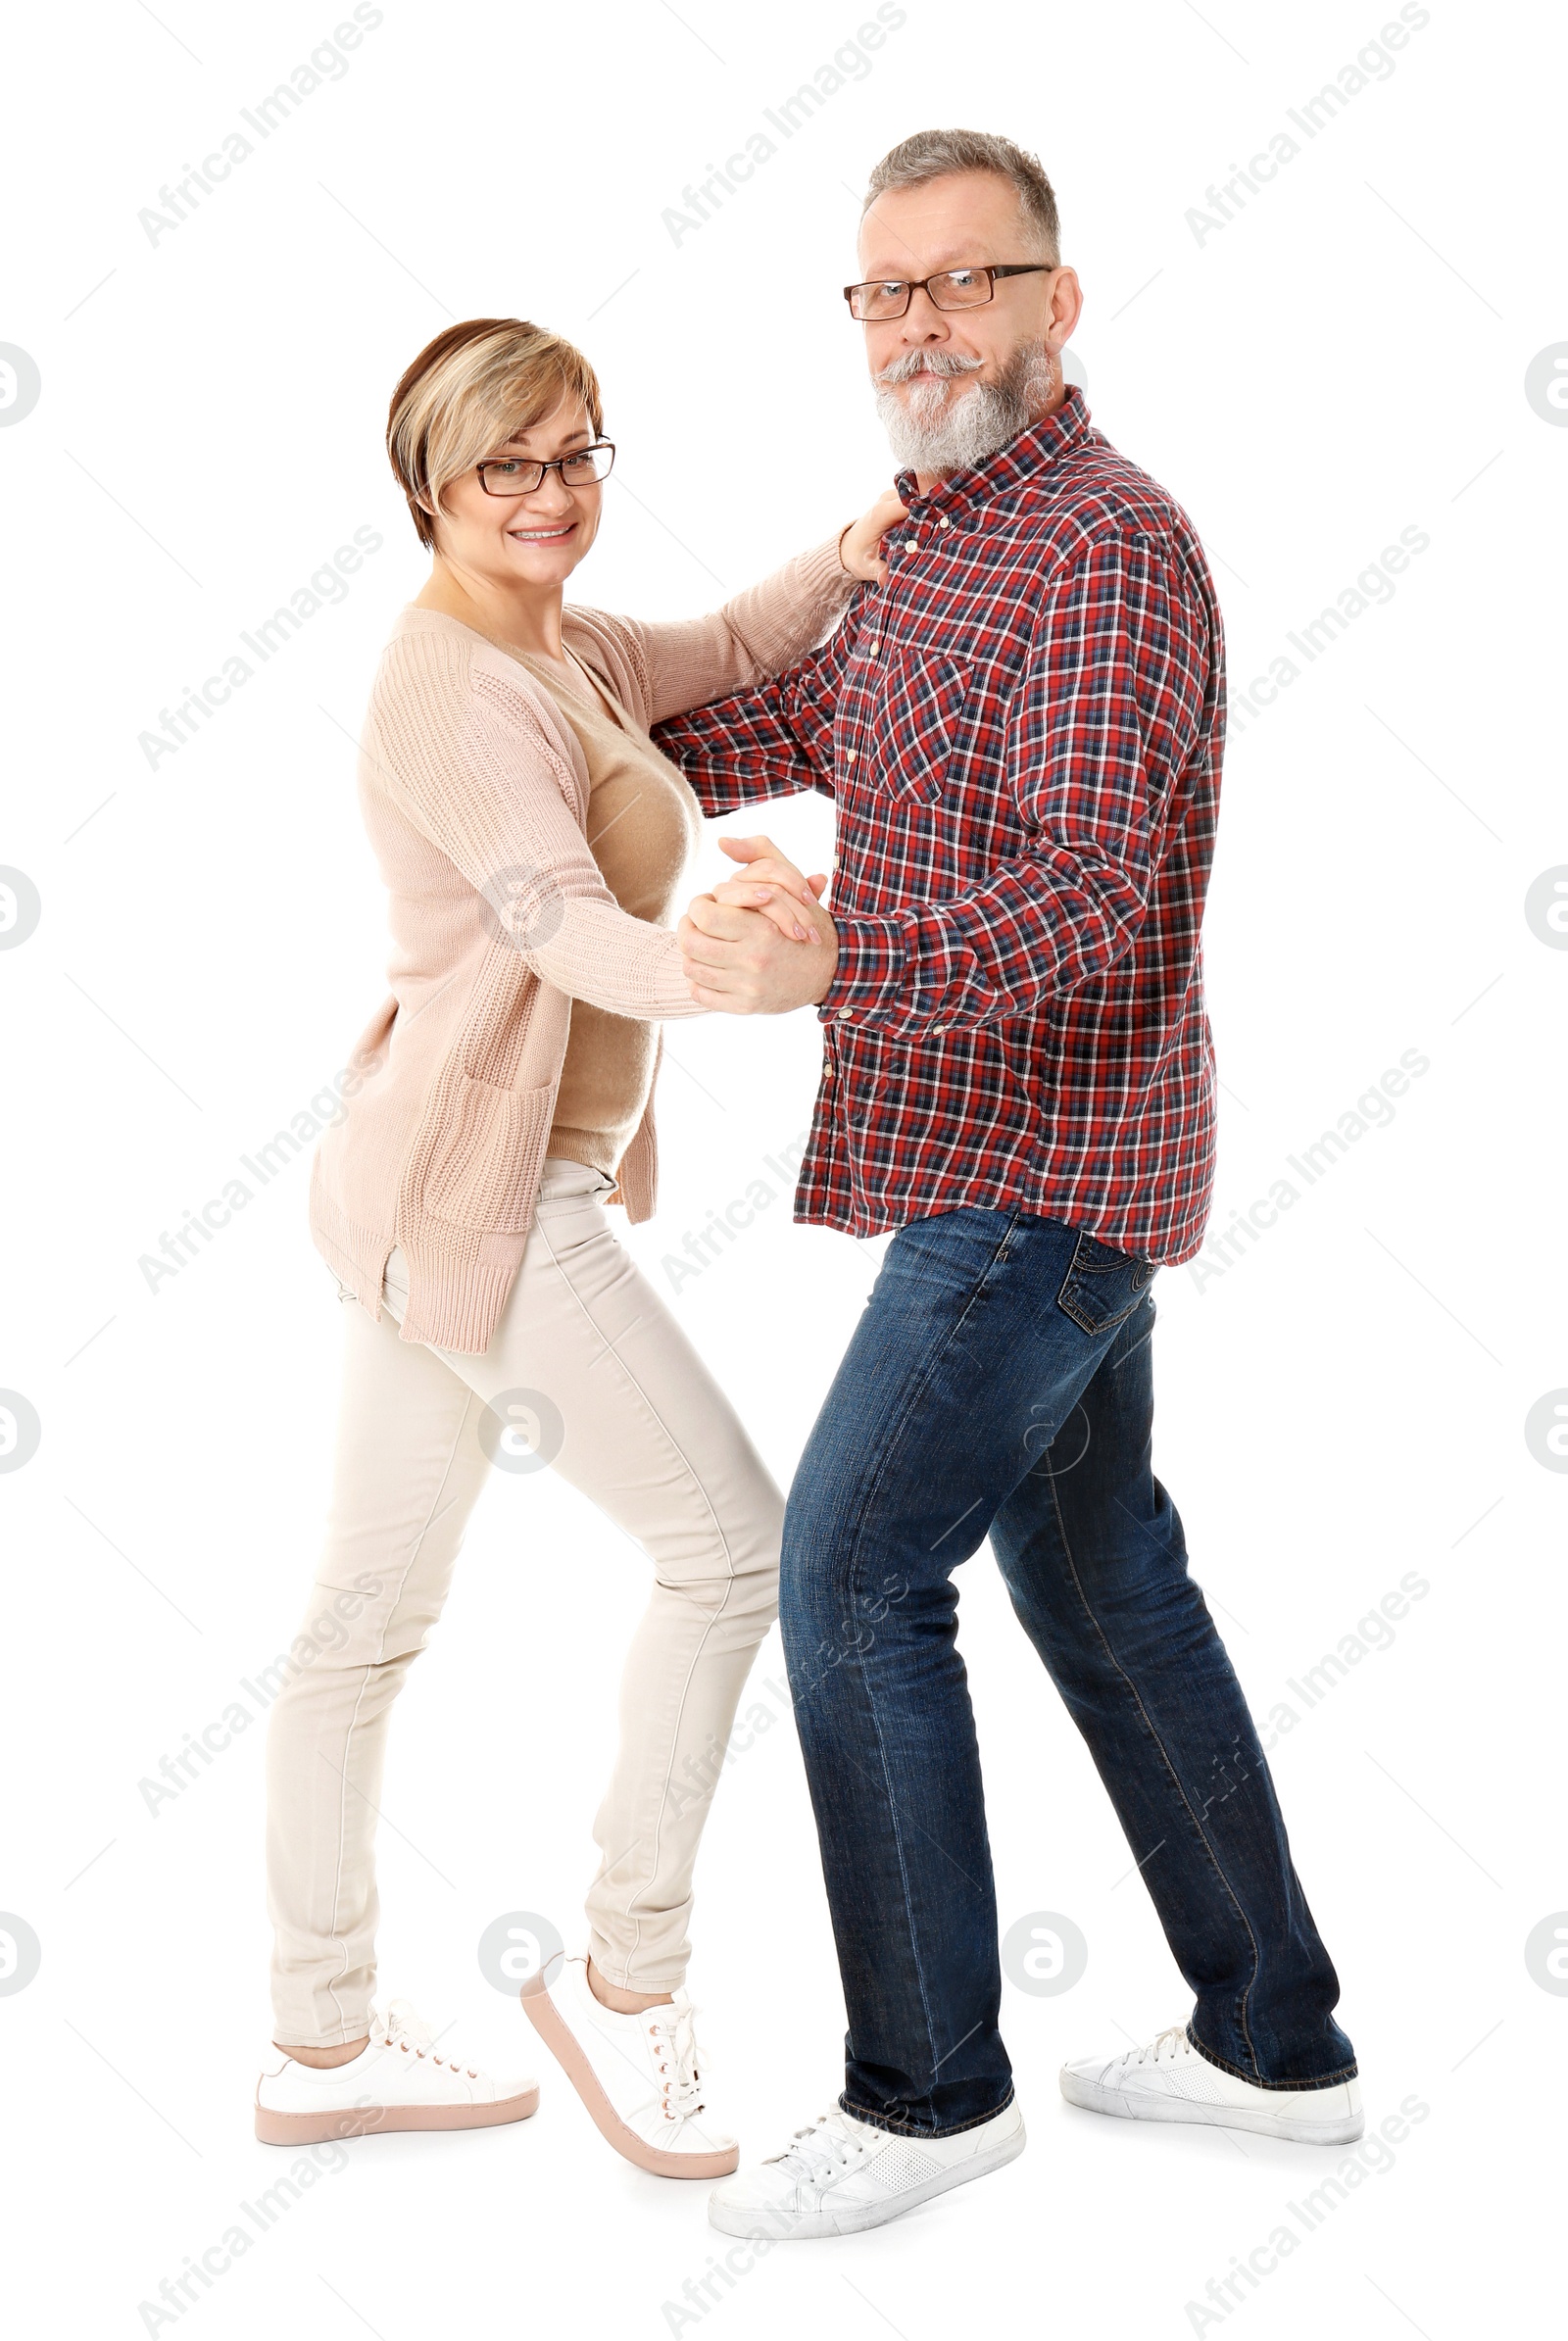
xmin=254 ymin=2084 xmax=539 ymax=2146
xmin=519 ymin=1974 xmax=738 ymax=2179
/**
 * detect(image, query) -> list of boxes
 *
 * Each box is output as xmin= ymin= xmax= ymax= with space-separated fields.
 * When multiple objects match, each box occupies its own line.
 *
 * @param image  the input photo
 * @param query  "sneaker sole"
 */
xmin=519 ymin=1975 xmax=738 ymax=2180
xmin=1058 ymin=2070 xmax=1364 ymax=2146
xmin=254 ymin=2085 xmax=539 ymax=2146
xmin=707 ymin=2111 xmax=1026 ymax=2239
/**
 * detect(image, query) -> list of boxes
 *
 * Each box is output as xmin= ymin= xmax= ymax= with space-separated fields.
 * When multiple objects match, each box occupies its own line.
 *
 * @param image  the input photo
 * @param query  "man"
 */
xmin=656 ymin=127 xmax=1359 ymax=2241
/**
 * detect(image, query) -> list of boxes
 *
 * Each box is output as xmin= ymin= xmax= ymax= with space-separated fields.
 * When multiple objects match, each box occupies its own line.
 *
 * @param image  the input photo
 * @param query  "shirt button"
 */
xmin=837 ymin=1007 xmax=852 ymax=1019
xmin=931 ymin=1024 xmax=947 ymax=1034
xmin=844 ymin=750 xmax=857 ymax=765
xmin=936 ymin=516 xmax=951 ymax=529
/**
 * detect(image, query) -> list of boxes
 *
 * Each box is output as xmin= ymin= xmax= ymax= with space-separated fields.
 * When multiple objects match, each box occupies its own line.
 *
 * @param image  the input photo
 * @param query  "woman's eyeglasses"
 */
xmin=476 ymin=442 xmax=616 ymax=496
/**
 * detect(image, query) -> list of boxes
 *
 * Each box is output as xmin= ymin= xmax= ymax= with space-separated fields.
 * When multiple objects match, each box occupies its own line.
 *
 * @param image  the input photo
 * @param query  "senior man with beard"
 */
xmin=655 ymin=127 xmax=1360 ymax=2238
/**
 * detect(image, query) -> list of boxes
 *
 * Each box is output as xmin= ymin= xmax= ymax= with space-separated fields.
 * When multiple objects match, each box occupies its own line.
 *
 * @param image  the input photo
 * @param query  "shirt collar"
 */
xmin=893 ymin=382 xmax=1094 ymax=522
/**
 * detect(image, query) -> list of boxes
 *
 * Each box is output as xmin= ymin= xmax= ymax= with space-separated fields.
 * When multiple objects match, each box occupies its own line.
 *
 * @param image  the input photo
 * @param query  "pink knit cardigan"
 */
xmin=310 ymin=535 xmax=855 ymax=1354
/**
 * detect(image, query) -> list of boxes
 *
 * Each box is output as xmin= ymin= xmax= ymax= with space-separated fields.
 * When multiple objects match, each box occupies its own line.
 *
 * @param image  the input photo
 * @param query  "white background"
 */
xmin=2 ymin=0 xmax=1562 ymax=2334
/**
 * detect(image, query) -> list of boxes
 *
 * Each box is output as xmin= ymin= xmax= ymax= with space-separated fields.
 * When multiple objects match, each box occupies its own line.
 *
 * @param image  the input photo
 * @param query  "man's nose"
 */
xmin=899 ymin=283 xmax=952 ymax=339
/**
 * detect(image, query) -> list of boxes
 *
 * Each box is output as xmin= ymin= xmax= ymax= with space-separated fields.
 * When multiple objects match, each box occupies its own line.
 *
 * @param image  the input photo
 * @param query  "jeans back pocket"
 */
xmin=1055 ymin=1226 xmax=1157 ymax=1335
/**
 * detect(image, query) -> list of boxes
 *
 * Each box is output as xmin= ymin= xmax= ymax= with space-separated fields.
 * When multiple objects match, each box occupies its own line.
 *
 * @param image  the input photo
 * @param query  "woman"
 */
xmin=256 ymin=317 xmax=897 ymax=2176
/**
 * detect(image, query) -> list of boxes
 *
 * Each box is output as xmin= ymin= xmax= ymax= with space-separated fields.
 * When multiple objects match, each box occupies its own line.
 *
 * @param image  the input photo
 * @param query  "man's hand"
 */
xmin=680 ymin=894 xmax=840 ymax=1012
xmin=680 ymin=833 xmax=841 ymax=1012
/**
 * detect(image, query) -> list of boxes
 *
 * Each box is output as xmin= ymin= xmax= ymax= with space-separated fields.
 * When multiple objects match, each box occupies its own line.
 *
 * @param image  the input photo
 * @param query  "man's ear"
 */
xmin=1046 ymin=264 xmax=1085 ymax=349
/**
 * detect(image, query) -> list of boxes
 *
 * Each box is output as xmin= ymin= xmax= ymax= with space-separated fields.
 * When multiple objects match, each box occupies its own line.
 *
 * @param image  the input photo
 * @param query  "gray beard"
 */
xmin=874 ymin=340 xmax=1055 ymax=476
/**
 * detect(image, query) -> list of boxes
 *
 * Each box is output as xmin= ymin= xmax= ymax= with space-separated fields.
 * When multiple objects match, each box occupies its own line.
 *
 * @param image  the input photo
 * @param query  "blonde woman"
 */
xmin=256 ymin=317 xmax=898 ymax=2175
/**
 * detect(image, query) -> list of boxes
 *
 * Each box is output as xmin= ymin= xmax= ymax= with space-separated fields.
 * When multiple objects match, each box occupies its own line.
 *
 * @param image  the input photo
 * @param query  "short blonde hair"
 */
xmin=386 ymin=317 xmax=604 ymax=549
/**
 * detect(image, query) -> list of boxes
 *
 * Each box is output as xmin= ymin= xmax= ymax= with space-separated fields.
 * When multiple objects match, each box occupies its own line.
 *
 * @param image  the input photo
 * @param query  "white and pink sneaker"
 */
xmin=256 ymin=1998 xmax=538 ymax=2145
xmin=521 ymin=1953 xmax=737 ymax=2178
xmin=1059 ymin=2024 xmax=1364 ymax=2144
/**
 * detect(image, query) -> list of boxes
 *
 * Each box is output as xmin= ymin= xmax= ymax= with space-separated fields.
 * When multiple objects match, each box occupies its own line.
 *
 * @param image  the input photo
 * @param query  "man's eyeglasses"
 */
xmin=476 ymin=442 xmax=616 ymax=496
xmin=843 ymin=265 xmax=1052 ymax=321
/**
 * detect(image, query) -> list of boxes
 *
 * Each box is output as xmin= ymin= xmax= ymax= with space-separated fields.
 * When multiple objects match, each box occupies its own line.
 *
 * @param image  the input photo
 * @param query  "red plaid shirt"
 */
xmin=653 ymin=388 xmax=1223 ymax=1263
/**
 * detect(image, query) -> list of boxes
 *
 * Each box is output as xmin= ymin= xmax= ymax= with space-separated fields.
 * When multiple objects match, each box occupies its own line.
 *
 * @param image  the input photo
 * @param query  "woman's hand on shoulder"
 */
xmin=839 ymin=488 xmax=908 ymax=585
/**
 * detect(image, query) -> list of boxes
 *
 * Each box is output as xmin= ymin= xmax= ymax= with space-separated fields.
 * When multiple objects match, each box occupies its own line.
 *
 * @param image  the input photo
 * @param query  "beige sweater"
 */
xmin=507 ymin=648 xmax=704 ymax=1182
xmin=310 ymin=536 xmax=854 ymax=1354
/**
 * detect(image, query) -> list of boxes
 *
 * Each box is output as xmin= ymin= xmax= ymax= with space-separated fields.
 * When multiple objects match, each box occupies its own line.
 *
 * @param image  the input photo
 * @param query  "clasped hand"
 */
xmin=679 ymin=836 xmax=840 ymax=1014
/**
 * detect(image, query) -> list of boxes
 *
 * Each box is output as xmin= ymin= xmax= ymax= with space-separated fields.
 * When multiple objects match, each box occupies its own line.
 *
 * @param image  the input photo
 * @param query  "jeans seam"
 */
xmin=825 ymin=1211 xmax=1020 ymax=2111
xmin=1042 ymin=1444 xmax=1265 ymax=2083
xmin=839 ymin=2085 xmax=1015 ymax=2140
xmin=825 ymin=1213 xmax=1019 ymax=1639
xmin=1186 ymin=2025 xmax=1358 ymax=2089
xmin=850 ymin=1568 xmax=943 ymax=2101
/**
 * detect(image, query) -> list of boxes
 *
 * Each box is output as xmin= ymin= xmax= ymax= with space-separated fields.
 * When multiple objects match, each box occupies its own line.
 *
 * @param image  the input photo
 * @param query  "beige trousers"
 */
xmin=266 ymin=1159 xmax=782 ymax=2046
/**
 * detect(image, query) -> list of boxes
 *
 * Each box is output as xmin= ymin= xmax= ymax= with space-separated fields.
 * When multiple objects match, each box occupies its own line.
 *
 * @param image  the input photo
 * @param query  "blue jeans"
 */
xmin=779 ymin=1204 xmax=1356 ymax=2137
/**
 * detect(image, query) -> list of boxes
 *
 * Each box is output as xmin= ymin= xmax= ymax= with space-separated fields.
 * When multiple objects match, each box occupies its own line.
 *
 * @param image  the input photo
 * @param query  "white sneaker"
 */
xmin=1059 ymin=2024 xmax=1363 ymax=2144
xmin=520 ymin=1953 xmax=737 ymax=2178
xmin=255 ymin=1999 xmax=538 ymax=2145
xmin=708 ymin=2099 xmax=1026 ymax=2240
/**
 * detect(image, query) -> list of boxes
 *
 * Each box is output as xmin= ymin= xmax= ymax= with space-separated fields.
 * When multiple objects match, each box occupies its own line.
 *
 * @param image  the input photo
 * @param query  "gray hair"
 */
xmin=862 ymin=128 xmax=1060 ymax=265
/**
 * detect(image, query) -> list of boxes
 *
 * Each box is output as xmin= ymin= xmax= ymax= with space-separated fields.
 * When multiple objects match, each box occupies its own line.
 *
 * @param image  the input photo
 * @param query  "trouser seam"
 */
xmin=321 ymin=1361 xmax=480 ymax=2041
xmin=534 ymin=1198 xmax=760 ymax=1986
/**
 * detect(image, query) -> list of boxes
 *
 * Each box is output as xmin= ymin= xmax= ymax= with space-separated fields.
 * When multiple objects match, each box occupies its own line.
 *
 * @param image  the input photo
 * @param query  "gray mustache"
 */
xmin=876 ymin=351 xmax=986 ymax=385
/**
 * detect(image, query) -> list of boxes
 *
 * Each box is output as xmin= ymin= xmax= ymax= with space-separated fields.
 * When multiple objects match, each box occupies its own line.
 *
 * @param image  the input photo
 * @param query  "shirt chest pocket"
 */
xmin=866 ymin=649 xmax=974 ymax=805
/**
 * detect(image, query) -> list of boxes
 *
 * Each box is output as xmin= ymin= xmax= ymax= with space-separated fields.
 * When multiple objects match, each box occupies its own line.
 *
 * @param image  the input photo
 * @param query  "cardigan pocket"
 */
xmin=423 ymin=1070 xmax=556 ymax=1234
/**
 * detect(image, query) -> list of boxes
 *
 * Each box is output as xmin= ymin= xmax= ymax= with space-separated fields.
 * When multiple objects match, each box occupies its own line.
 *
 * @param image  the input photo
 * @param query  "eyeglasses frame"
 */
xmin=841 ymin=264 xmax=1054 ymax=320
xmin=475 ymin=441 xmax=617 ymax=497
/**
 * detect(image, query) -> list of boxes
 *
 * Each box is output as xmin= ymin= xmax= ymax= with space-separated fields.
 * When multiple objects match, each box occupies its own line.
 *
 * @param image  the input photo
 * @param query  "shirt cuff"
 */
xmin=817 ymin=911 xmax=908 ymax=1022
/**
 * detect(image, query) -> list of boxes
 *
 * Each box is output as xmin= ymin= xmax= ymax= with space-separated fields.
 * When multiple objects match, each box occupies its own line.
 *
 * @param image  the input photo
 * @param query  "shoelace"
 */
xmin=765 ymin=2111 xmax=871 ymax=2180
xmin=372 ymin=1998 xmax=479 ymax=2080
xmin=645 ymin=2000 xmax=709 ymax=2122
xmin=1126 ymin=2024 xmax=1189 ymax=2069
